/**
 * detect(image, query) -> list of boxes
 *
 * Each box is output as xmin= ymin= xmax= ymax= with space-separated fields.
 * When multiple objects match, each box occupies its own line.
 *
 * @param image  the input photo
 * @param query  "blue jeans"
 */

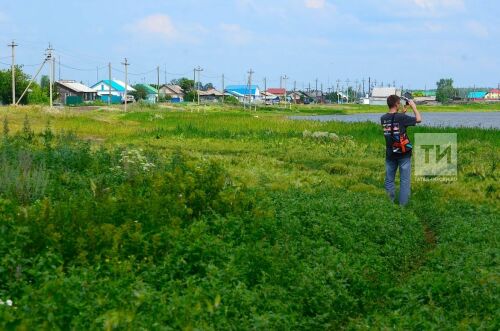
xmin=385 ymin=156 xmax=412 ymax=206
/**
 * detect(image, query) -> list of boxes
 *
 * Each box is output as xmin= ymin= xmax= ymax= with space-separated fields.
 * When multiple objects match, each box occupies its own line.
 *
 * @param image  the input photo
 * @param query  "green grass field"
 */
xmin=250 ymin=101 xmax=500 ymax=115
xmin=0 ymin=104 xmax=498 ymax=330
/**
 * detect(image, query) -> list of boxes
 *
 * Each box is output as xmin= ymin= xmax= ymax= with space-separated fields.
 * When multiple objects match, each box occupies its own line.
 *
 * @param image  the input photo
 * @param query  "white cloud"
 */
xmin=466 ymin=20 xmax=489 ymax=38
xmin=220 ymin=23 xmax=254 ymax=45
xmin=128 ymin=14 xmax=179 ymax=41
xmin=305 ymin=0 xmax=326 ymax=9
xmin=409 ymin=0 xmax=465 ymax=12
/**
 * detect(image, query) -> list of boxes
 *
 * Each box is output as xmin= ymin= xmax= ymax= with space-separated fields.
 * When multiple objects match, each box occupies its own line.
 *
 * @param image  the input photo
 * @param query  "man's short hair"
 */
xmin=387 ymin=95 xmax=401 ymax=109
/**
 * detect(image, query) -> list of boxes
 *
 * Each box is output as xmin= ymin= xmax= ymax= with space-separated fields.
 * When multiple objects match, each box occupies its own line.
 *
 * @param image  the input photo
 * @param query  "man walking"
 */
xmin=381 ymin=95 xmax=422 ymax=206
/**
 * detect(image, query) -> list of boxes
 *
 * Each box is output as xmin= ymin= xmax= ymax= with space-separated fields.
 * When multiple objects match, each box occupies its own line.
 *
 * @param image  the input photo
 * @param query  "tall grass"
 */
xmin=0 ymin=107 xmax=498 ymax=329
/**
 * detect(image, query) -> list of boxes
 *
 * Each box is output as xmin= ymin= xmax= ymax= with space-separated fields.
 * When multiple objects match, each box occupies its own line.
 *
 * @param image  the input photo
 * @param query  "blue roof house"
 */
xmin=91 ymin=80 xmax=136 ymax=103
xmin=467 ymin=91 xmax=488 ymax=100
xmin=225 ymin=85 xmax=260 ymax=102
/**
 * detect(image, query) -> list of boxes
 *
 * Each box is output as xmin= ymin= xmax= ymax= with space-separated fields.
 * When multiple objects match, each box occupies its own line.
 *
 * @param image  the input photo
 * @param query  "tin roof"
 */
xmin=90 ymin=80 xmax=135 ymax=92
xmin=57 ymin=80 xmax=96 ymax=93
xmin=160 ymin=84 xmax=184 ymax=95
xmin=468 ymin=91 xmax=488 ymax=98
xmin=198 ymin=88 xmax=224 ymax=96
xmin=371 ymin=87 xmax=401 ymax=98
xmin=266 ymin=88 xmax=286 ymax=95
xmin=225 ymin=85 xmax=259 ymax=96
xmin=135 ymin=84 xmax=158 ymax=94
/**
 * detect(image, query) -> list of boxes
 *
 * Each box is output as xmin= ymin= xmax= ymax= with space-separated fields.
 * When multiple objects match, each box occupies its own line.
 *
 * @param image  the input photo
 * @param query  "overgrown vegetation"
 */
xmin=0 ymin=106 xmax=498 ymax=329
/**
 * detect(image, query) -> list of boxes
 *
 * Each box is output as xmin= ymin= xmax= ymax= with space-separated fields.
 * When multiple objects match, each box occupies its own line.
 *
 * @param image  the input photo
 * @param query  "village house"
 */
xmin=287 ymin=91 xmax=303 ymax=104
xmin=134 ymin=84 xmax=159 ymax=104
xmin=266 ymin=88 xmax=286 ymax=100
xmin=158 ymin=84 xmax=184 ymax=103
xmin=198 ymin=88 xmax=224 ymax=102
xmin=91 ymin=79 xmax=135 ymax=103
xmin=369 ymin=87 xmax=402 ymax=105
xmin=261 ymin=91 xmax=280 ymax=104
xmin=485 ymin=89 xmax=500 ymax=100
xmin=55 ymin=80 xmax=97 ymax=105
xmin=467 ymin=91 xmax=488 ymax=101
xmin=225 ymin=85 xmax=261 ymax=102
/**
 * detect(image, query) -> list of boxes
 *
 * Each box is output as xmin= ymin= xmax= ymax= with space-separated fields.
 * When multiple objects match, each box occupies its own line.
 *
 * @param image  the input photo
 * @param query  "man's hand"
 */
xmin=408 ymin=100 xmax=422 ymax=123
xmin=408 ymin=100 xmax=417 ymax=111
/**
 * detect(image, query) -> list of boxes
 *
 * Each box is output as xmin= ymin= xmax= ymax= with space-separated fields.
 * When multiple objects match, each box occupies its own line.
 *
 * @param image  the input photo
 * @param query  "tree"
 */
xmin=39 ymin=75 xmax=59 ymax=103
xmin=184 ymin=90 xmax=196 ymax=102
xmin=0 ymin=66 xmax=31 ymax=105
xmin=436 ymin=78 xmax=457 ymax=103
xmin=171 ymin=78 xmax=195 ymax=92
xmin=27 ymin=83 xmax=49 ymax=105
xmin=40 ymin=75 xmax=50 ymax=91
xmin=325 ymin=92 xmax=341 ymax=103
xmin=131 ymin=85 xmax=148 ymax=101
xmin=203 ymin=83 xmax=214 ymax=91
xmin=224 ymin=95 xmax=239 ymax=105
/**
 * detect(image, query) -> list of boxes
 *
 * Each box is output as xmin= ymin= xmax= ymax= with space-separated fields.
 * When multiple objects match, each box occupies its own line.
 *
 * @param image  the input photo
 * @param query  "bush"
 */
xmin=0 ymin=127 xmax=430 ymax=329
xmin=224 ymin=95 xmax=240 ymax=105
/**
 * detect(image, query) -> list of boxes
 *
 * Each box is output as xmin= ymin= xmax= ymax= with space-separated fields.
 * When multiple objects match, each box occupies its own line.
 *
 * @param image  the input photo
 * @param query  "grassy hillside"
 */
xmin=0 ymin=105 xmax=498 ymax=330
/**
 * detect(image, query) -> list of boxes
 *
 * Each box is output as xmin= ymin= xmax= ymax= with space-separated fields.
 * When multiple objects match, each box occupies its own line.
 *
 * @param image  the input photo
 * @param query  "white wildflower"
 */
xmin=6 ymin=299 xmax=12 ymax=306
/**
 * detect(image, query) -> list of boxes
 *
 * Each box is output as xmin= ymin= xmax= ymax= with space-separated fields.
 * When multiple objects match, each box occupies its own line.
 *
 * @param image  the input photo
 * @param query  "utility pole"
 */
xmin=345 ymin=79 xmax=350 ymax=103
xmin=58 ymin=56 xmax=61 ymax=81
xmin=164 ymin=64 xmax=167 ymax=85
xmin=293 ymin=80 xmax=297 ymax=104
xmin=246 ymin=68 xmax=254 ymax=110
xmin=53 ymin=56 xmax=56 ymax=85
xmin=222 ymin=74 xmax=225 ymax=104
xmin=96 ymin=66 xmax=99 ymax=82
xmin=283 ymin=75 xmax=289 ymax=108
xmin=194 ymin=66 xmax=203 ymax=105
xmin=8 ymin=40 xmax=18 ymax=106
xmin=336 ymin=79 xmax=340 ymax=104
xmin=108 ymin=62 xmax=112 ymax=106
xmin=315 ymin=79 xmax=318 ymax=104
xmin=320 ymin=83 xmax=323 ymax=103
xmin=157 ymin=66 xmax=160 ymax=102
xmin=46 ymin=43 xmax=54 ymax=108
xmin=263 ymin=77 xmax=267 ymax=105
xmin=122 ymin=58 xmax=129 ymax=111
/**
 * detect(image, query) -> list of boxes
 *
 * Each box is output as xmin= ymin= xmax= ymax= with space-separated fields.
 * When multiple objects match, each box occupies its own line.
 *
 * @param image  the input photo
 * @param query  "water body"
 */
xmin=290 ymin=112 xmax=500 ymax=129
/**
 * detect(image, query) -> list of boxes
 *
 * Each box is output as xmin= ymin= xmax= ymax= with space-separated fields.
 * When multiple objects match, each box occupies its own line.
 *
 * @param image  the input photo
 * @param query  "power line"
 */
xmin=59 ymin=62 xmax=106 ymax=72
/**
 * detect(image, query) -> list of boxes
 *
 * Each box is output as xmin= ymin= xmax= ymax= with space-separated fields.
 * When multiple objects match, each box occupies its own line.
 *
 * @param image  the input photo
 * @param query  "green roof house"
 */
xmin=135 ymin=84 xmax=159 ymax=104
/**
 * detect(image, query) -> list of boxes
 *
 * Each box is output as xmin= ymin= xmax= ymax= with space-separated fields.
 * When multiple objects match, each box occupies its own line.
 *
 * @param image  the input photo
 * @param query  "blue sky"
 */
xmin=0 ymin=0 xmax=498 ymax=90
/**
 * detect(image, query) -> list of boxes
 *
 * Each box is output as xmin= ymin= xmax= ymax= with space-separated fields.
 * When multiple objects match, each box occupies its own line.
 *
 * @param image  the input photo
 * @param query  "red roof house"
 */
xmin=266 ymin=88 xmax=286 ymax=96
xmin=486 ymin=89 xmax=500 ymax=100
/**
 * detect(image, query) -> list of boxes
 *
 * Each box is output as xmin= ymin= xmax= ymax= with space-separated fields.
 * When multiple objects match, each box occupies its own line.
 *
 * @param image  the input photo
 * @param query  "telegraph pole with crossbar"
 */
xmin=246 ymin=68 xmax=254 ymax=110
xmin=221 ymin=74 xmax=225 ymax=104
xmin=122 ymin=58 xmax=129 ymax=111
xmin=45 ymin=44 xmax=54 ymax=108
xmin=8 ymin=41 xmax=18 ymax=105
xmin=194 ymin=66 xmax=203 ymax=105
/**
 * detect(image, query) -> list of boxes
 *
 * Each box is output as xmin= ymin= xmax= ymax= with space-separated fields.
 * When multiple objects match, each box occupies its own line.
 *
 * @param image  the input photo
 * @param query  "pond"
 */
xmin=290 ymin=112 xmax=500 ymax=129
